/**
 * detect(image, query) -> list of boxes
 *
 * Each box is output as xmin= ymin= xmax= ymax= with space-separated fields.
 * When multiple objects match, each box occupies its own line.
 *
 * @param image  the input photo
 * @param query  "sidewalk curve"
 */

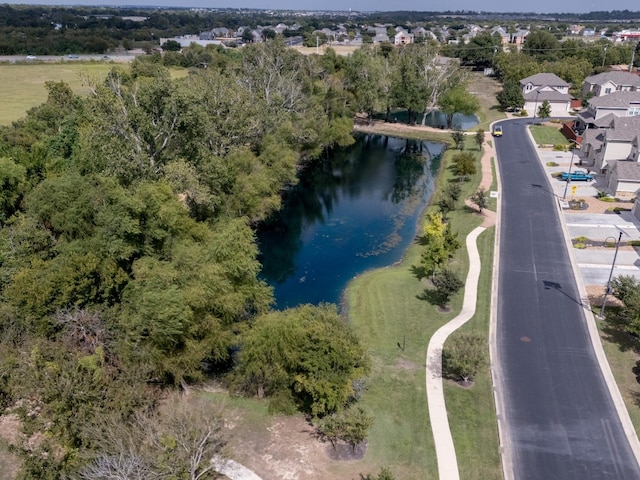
xmin=426 ymin=225 xmax=486 ymax=480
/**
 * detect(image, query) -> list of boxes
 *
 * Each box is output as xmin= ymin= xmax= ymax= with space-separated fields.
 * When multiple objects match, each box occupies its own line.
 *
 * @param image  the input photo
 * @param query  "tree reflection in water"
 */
xmin=257 ymin=134 xmax=443 ymax=309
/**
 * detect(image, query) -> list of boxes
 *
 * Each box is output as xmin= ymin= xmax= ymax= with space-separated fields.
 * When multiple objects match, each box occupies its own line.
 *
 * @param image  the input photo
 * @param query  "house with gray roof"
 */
xmin=606 ymin=160 xmax=640 ymax=198
xmin=520 ymin=73 xmax=572 ymax=117
xmin=581 ymin=115 xmax=640 ymax=174
xmin=575 ymin=90 xmax=640 ymax=131
xmin=491 ymin=26 xmax=509 ymax=45
xmin=582 ymin=71 xmax=640 ymax=98
xmin=510 ymin=28 xmax=529 ymax=49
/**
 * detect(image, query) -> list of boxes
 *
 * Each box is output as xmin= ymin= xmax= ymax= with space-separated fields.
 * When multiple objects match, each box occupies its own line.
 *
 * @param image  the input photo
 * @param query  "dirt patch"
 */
xmin=224 ymin=411 xmax=368 ymax=480
xmin=0 ymin=414 xmax=22 ymax=480
xmin=586 ymin=284 xmax=624 ymax=308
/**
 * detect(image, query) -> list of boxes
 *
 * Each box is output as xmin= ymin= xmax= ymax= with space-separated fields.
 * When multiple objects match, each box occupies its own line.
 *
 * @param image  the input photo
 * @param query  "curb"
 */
xmin=526 ymin=123 xmax=640 ymax=468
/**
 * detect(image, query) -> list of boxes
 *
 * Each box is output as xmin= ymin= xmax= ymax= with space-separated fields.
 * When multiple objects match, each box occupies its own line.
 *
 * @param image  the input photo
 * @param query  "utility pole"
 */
xmin=599 ymin=231 xmax=623 ymax=319
xmin=562 ymin=149 xmax=576 ymax=200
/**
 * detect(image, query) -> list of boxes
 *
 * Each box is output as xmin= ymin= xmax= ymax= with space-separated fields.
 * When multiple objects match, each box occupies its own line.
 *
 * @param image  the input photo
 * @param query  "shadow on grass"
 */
xmin=417 ymin=288 xmax=448 ymax=310
xmin=599 ymin=309 xmax=640 ymax=410
xmin=600 ymin=309 xmax=640 ymax=354
xmin=462 ymin=204 xmax=480 ymax=215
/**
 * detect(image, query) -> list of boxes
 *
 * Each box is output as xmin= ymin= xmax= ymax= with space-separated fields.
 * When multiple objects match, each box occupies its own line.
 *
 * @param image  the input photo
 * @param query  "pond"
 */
xmin=376 ymin=110 xmax=479 ymax=130
xmin=257 ymin=134 xmax=444 ymax=309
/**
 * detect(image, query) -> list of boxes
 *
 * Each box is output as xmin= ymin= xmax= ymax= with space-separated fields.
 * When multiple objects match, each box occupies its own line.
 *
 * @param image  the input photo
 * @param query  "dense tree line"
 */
xmin=0 ymin=5 xmax=353 ymax=55
xmin=0 ymin=38 xmax=407 ymax=477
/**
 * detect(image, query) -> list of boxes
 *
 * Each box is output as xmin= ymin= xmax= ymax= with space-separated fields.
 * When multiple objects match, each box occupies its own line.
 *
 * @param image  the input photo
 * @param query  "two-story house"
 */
xmin=394 ymin=28 xmax=414 ymax=45
xmin=520 ymin=73 xmax=572 ymax=117
xmin=575 ymin=91 xmax=640 ymax=132
xmin=580 ymin=115 xmax=640 ymax=176
xmin=582 ymin=71 xmax=640 ymax=98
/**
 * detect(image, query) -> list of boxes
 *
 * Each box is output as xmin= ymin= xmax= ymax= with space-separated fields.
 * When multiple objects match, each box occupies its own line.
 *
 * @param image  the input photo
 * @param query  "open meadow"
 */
xmin=0 ymin=62 xmax=187 ymax=126
xmin=0 ymin=63 xmax=116 ymax=125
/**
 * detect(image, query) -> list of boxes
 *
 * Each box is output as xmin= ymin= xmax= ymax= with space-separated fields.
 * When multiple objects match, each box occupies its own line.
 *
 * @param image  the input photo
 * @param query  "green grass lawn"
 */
xmin=530 ymin=124 xmax=571 ymax=147
xmin=346 ymin=140 xmax=501 ymax=479
xmin=597 ymin=310 xmax=640 ymax=433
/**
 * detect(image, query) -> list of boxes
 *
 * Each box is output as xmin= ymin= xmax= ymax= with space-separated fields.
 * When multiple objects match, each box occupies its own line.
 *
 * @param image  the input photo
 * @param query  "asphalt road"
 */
xmin=495 ymin=118 xmax=640 ymax=479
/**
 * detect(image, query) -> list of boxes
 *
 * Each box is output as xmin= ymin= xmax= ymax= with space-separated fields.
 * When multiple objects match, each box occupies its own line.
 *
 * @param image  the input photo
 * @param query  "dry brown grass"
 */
xmin=293 ymin=44 xmax=360 ymax=56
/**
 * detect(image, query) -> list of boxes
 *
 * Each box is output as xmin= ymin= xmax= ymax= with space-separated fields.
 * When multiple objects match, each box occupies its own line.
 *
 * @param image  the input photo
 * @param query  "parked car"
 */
xmin=560 ymin=170 xmax=594 ymax=181
xmin=492 ymin=125 xmax=503 ymax=137
xmin=26 ymin=55 xmax=36 ymax=60
xmin=67 ymin=54 xmax=79 ymax=59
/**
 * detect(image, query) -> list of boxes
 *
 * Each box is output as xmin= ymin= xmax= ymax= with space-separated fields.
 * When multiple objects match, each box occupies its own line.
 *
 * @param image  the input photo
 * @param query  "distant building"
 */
xmin=613 ymin=30 xmax=640 ymax=42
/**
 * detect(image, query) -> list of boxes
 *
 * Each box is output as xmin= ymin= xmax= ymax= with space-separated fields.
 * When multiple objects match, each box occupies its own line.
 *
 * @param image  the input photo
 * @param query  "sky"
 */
xmin=3 ymin=0 xmax=640 ymax=14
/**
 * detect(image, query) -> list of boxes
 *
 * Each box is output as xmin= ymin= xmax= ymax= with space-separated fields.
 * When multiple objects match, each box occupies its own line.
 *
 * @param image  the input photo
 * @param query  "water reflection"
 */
xmin=377 ymin=110 xmax=479 ymax=130
xmin=258 ymin=135 xmax=444 ymax=309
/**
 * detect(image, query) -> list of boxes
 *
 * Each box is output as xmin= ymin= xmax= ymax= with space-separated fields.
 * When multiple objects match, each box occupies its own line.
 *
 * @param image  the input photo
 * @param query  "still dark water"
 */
xmin=257 ymin=135 xmax=444 ymax=309
xmin=377 ymin=110 xmax=479 ymax=130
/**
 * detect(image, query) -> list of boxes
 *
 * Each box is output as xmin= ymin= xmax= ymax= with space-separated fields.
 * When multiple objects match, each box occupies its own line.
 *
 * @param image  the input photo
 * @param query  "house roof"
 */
xmin=606 ymin=116 xmax=640 ymax=141
xmin=588 ymin=91 xmax=640 ymax=108
xmin=523 ymin=89 xmax=572 ymax=102
xmin=584 ymin=71 xmax=640 ymax=88
xmin=612 ymin=161 xmax=640 ymax=182
xmin=583 ymin=128 xmax=604 ymax=150
xmin=592 ymin=112 xmax=617 ymax=127
xmin=520 ymin=73 xmax=570 ymax=88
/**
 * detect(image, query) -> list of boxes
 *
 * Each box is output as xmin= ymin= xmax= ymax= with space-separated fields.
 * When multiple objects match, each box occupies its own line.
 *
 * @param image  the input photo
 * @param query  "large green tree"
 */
xmin=438 ymin=86 xmax=480 ymax=129
xmin=232 ymin=304 xmax=370 ymax=416
xmin=522 ymin=30 xmax=561 ymax=62
xmin=458 ymin=31 xmax=502 ymax=67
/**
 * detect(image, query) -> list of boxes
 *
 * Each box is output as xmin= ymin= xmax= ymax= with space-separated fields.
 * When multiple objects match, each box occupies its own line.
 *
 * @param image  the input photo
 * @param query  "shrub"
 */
xmin=573 ymin=236 xmax=589 ymax=243
xmin=519 ymin=109 xmax=528 ymax=117
xmin=573 ymin=243 xmax=587 ymax=249
xmin=598 ymin=196 xmax=616 ymax=202
xmin=443 ymin=332 xmax=487 ymax=382
xmin=546 ymin=161 xmax=559 ymax=166
xmin=553 ymin=144 xmax=567 ymax=151
xmin=551 ymin=172 xmax=562 ymax=178
xmin=629 ymin=240 xmax=640 ymax=247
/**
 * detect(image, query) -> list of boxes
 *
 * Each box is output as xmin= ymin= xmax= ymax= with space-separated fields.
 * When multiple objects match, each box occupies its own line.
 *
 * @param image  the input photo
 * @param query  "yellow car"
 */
xmin=492 ymin=125 xmax=503 ymax=137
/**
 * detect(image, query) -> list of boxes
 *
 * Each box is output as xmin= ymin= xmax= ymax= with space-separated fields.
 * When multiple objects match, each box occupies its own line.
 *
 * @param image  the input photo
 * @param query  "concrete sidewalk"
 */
xmin=426 ymin=227 xmax=486 ymax=480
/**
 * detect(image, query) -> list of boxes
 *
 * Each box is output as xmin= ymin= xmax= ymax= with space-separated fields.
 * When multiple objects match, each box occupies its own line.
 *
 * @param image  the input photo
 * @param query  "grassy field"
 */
xmin=530 ymin=124 xmax=571 ymax=147
xmin=467 ymin=73 xmax=506 ymax=131
xmin=294 ymin=44 xmax=360 ymax=56
xmin=0 ymin=63 xmax=114 ymax=125
xmin=0 ymin=62 xmax=188 ymax=126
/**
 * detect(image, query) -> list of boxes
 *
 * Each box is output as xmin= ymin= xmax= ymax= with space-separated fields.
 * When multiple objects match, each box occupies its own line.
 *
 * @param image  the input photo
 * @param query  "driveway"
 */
xmin=535 ymin=148 xmax=640 ymax=286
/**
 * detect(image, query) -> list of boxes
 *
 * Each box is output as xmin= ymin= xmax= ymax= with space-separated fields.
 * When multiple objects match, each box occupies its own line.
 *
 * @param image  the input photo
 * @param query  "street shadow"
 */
xmin=531 ymin=183 xmax=559 ymax=200
xmin=542 ymin=280 xmax=583 ymax=306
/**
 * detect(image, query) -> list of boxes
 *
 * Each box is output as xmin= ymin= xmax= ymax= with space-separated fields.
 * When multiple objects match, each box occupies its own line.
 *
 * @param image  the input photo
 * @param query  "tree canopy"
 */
xmin=0 ymin=40 xmax=373 ymax=478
